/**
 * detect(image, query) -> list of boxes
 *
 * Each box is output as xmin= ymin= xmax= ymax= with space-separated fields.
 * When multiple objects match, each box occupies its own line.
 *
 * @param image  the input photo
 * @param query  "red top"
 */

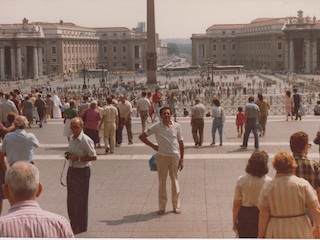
xmin=152 ymin=92 xmax=162 ymax=103
xmin=236 ymin=112 xmax=245 ymax=126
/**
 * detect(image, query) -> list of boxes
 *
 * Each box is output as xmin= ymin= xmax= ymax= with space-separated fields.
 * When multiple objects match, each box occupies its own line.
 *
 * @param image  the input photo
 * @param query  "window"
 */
xmin=134 ymin=46 xmax=140 ymax=58
xmin=277 ymin=54 xmax=282 ymax=59
xmin=232 ymin=44 xmax=236 ymax=51
xmin=52 ymin=46 xmax=57 ymax=54
xmin=212 ymin=44 xmax=216 ymax=51
xmin=104 ymin=46 xmax=108 ymax=53
xmin=122 ymin=46 xmax=127 ymax=53
xmin=222 ymin=44 xmax=226 ymax=51
xmin=113 ymin=46 xmax=117 ymax=53
xmin=278 ymin=42 xmax=282 ymax=50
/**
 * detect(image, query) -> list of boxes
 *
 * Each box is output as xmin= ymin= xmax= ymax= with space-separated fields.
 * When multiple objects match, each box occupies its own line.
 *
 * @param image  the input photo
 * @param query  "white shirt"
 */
xmin=136 ymin=97 xmax=151 ymax=111
xmin=145 ymin=121 xmax=183 ymax=157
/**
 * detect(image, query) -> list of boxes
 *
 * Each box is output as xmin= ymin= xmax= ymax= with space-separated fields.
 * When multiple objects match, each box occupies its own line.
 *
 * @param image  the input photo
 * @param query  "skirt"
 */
xmin=84 ymin=127 xmax=99 ymax=144
xmin=237 ymin=206 xmax=259 ymax=238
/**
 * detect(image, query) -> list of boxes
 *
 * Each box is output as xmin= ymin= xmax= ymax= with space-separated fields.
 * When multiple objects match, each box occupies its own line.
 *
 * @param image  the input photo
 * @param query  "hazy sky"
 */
xmin=1 ymin=0 xmax=319 ymax=39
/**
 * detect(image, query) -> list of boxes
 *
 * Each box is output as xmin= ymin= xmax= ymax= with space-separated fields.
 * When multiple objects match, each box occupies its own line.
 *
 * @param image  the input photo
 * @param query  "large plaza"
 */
xmin=0 ymin=106 xmax=319 ymax=238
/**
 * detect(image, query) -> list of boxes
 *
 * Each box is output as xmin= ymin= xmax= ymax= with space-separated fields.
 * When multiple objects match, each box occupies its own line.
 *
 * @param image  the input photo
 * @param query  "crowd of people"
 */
xmin=0 ymin=71 xmax=320 ymax=237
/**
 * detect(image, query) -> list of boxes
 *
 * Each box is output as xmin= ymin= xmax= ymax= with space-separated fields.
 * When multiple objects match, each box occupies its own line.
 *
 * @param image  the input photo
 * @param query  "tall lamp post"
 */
xmin=98 ymin=62 xmax=107 ymax=88
xmin=81 ymin=59 xmax=87 ymax=89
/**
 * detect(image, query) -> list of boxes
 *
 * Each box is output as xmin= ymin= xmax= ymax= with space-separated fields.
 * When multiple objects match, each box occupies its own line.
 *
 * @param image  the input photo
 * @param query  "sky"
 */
xmin=1 ymin=0 xmax=320 ymax=39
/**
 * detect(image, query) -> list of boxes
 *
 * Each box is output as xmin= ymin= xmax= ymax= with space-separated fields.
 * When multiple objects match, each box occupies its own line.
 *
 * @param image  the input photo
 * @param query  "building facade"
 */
xmin=0 ymin=19 xmax=165 ymax=79
xmin=192 ymin=10 xmax=320 ymax=73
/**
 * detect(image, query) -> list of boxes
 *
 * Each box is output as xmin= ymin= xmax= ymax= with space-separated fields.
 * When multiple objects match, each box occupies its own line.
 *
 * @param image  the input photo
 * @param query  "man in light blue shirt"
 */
xmin=240 ymin=96 xmax=260 ymax=150
xmin=0 ymin=115 xmax=39 ymax=166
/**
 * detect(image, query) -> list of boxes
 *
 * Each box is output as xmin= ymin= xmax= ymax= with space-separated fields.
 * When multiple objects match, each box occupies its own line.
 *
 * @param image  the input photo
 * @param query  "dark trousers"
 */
xmin=117 ymin=118 xmax=133 ymax=144
xmin=67 ymin=167 xmax=91 ymax=234
xmin=294 ymin=105 xmax=301 ymax=120
xmin=37 ymin=107 xmax=45 ymax=126
xmin=237 ymin=206 xmax=259 ymax=238
xmin=242 ymin=118 xmax=259 ymax=149
xmin=191 ymin=118 xmax=204 ymax=145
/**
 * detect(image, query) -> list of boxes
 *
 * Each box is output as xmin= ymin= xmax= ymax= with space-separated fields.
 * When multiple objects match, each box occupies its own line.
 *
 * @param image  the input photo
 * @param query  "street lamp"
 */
xmin=81 ymin=59 xmax=87 ymax=89
xmin=98 ymin=62 xmax=107 ymax=87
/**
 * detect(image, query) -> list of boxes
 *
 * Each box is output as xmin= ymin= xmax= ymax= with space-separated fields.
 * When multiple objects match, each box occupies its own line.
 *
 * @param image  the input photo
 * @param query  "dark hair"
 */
xmin=258 ymin=93 xmax=263 ymax=101
xmin=238 ymin=107 xmax=243 ymax=112
xmin=290 ymin=131 xmax=308 ymax=154
xmin=248 ymin=96 xmax=254 ymax=102
xmin=286 ymin=91 xmax=291 ymax=97
xmin=245 ymin=150 xmax=269 ymax=177
xmin=106 ymin=97 xmax=112 ymax=104
xmin=160 ymin=106 xmax=171 ymax=115
xmin=212 ymin=98 xmax=220 ymax=107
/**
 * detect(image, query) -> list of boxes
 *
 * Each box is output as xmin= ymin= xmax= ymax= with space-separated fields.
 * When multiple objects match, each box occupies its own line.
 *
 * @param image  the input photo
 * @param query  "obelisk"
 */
xmin=146 ymin=0 xmax=157 ymax=85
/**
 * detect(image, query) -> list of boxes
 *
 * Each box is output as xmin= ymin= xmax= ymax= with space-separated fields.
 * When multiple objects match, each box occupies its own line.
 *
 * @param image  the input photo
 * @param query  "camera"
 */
xmin=64 ymin=152 xmax=70 ymax=159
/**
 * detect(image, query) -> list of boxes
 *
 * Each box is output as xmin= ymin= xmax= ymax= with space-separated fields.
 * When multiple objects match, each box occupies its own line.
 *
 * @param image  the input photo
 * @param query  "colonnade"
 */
xmin=0 ymin=45 xmax=43 ymax=79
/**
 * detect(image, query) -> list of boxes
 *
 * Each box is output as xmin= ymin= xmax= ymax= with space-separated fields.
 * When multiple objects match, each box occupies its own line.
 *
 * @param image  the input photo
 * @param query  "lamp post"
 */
xmin=98 ymin=62 xmax=107 ymax=88
xmin=81 ymin=59 xmax=87 ymax=89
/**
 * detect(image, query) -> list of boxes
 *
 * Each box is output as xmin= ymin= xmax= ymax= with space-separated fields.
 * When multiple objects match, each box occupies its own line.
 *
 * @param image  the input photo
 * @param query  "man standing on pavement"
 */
xmin=99 ymin=97 xmax=118 ymax=154
xmin=0 ymin=93 xmax=18 ymax=125
xmin=136 ymin=91 xmax=151 ymax=132
xmin=0 ymin=115 xmax=39 ymax=166
xmin=34 ymin=93 xmax=46 ymax=128
xmin=65 ymin=117 xmax=97 ymax=234
xmin=293 ymin=88 xmax=302 ymax=121
xmin=117 ymin=95 xmax=133 ymax=146
xmin=139 ymin=107 xmax=184 ymax=215
xmin=0 ymin=162 xmax=74 ymax=238
xmin=240 ymin=96 xmax=260 ymax=150
xmin=191 ymin=98 xmax=205 ymax=147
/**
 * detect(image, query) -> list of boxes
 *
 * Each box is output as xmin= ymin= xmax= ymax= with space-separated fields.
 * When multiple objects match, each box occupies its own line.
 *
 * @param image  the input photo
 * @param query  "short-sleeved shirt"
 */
xmin=191 ymin=103 xmax=205 ymax=119
xmin=117 ymin=100 xmax=132 ymax=119
xmin=1 ymin=129 xmax=39 ymax=165
xmin=136 ymin=97 xmax=151 ymax=111
xmin=234 ymin=173 xmax=272 ymax=207
xmin=102 ymin=105 xmax=118 ymax=122
xmin=245 ymin=103 xmax=260 ymax=119
xmin=293 ymin=153 xmax=320 ymax=189
xmin=64 ymin=107 xmax=78 ymax=120
xmin=68 ymin=131 xmax=97 ymax=168
xmin=145 ymin=121 xmax=183 ymax=157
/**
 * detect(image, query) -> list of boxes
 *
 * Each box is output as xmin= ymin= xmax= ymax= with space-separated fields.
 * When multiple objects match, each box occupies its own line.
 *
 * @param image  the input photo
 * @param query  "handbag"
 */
xmin=149 ymin=153 xmax=157 ymax=171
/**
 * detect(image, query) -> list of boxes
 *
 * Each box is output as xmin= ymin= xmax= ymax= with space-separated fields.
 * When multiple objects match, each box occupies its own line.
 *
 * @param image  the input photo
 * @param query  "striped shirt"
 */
xmin=0 ymin=200 xmax=74 ymax=238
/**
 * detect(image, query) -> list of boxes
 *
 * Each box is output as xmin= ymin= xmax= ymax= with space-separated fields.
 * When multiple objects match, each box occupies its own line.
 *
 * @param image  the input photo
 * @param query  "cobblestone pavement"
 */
xmin=1 ymin=114 xmax=319 ymax=238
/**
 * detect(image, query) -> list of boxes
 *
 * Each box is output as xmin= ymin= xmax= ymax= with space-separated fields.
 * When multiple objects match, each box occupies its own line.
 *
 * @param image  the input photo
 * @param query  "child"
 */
xmin=236 ymin=107 xmax=245 ymax=138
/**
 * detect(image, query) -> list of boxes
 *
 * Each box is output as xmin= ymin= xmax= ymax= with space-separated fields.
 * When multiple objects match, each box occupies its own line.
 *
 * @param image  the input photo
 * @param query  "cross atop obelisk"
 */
xmin=146 ymin=0 xmax=157 ymax=85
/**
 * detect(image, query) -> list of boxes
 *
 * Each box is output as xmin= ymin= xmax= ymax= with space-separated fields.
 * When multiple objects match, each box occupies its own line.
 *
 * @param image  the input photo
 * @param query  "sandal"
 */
xmin=210 ymin=142 xmax=215 ymax=146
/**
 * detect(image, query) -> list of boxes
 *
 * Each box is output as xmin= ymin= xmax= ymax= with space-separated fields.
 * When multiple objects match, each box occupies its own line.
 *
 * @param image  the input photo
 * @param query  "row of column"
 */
xmin=0 ymin=46 xmax=43 ymax=79
xmin=287 ymin=38 xmax=318 ymax=72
